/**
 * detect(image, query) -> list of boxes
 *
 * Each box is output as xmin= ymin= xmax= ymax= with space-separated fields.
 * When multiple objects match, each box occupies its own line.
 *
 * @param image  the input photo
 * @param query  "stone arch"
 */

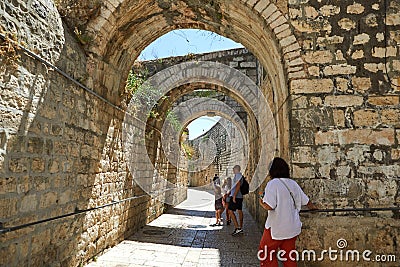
xmin=161 ymin=98 xmax=250 ymax=175
xmin=84 ymin=0 xmax=305 ymax=160
xmin=145 ymin=80 xmax=262 ymax=187
xmin=123 ymin=61 xmax=275 ymax=202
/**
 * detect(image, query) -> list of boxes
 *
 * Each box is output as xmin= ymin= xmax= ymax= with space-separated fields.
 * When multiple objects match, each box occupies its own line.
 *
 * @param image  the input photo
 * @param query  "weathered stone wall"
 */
xmin=287 ymin=1 xmax=400 ymax=264
xmin=188 ymin=117 xmax=246 ymax=187
xmin=1 ymin=0 xmax=400 ymax=266
xmin=245 ymin=1 xmax=400 ymax=266
xmin=0 ymin=1 xmax=170 ymax=266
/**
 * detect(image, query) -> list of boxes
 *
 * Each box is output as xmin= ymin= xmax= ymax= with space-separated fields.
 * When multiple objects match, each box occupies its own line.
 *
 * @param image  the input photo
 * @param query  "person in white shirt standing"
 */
xmin=229 ymin=165 xmax=244 ymax=235
xmin=258 ymin=157 xmax=317 ymax=267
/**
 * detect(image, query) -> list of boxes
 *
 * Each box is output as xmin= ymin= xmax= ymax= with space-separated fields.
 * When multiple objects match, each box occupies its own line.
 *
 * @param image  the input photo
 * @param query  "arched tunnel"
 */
xmin=1 ymin=0 xmax=399 ymax=266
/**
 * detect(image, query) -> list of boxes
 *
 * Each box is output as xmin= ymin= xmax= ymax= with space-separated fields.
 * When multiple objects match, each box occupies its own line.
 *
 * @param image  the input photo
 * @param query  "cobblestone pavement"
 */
xmin=86 ymin=189 xmax=263 ymax=267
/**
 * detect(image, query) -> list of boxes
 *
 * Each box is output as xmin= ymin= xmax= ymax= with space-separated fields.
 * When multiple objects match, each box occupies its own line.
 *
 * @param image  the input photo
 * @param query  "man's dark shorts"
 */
xmin=228 ymin=197 xmax=243 ymax=211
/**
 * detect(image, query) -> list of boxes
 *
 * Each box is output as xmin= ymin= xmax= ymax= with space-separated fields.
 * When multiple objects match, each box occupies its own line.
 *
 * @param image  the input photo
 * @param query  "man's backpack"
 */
xmin=240 ymin=176 xmax=249 ymax=195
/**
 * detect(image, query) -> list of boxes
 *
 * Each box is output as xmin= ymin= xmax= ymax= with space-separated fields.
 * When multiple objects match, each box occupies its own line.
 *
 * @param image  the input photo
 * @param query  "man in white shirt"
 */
xmin=228 ymin=165 xmax=244 ymax=235
xmin=258 ymin=157 xmax=317 ymax=267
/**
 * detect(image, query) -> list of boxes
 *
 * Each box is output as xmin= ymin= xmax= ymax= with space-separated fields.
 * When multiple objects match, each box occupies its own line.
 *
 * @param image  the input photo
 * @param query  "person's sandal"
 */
xmin=227 ymin=220 xmax=231 ymax=225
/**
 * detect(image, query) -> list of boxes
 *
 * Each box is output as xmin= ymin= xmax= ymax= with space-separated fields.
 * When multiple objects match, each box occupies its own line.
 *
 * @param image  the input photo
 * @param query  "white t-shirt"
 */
xmin=263 ymin=178 xmax=309 ymax=240
xmin=230 ymin=173 xmax=243 ymax=198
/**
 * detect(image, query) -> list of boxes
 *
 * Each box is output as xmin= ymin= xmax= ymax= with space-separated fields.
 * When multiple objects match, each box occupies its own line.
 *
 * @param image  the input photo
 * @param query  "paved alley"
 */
xmin=86 ymin=189 xmax=263 ymax=267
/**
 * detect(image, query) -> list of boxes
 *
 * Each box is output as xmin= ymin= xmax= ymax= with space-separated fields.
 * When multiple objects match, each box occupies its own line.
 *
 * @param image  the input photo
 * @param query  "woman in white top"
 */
xmin=221 ymin=177 xmax=232 ymax=224
xmin=258 ymin=157 xmax=317 ymax=267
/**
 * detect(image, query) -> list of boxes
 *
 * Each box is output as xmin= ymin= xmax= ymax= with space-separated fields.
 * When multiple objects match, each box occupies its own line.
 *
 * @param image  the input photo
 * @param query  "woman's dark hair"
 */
xmin=269 ymin=157 xmax=290 ymax=178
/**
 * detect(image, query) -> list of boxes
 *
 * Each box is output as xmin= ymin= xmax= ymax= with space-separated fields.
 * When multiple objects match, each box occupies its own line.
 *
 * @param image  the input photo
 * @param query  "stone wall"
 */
xmin=245 ymin=1 xmax=400 ymax=266
xmin=1 ymin=0 xmax=400 ymax=266
xmin=0 ymin=1 xmax=170 ymax=266
xmin=188 ymin=117 xmax=247 ymax=187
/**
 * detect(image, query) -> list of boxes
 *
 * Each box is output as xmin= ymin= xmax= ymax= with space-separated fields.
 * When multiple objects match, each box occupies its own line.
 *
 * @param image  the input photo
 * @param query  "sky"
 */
xmin=138 ymin=29 xmax=243 ymax=60
xmin=139 ymin=29 xmax=242 ymax=140
xmin=186 ymin=116 xmax=221 ymax=140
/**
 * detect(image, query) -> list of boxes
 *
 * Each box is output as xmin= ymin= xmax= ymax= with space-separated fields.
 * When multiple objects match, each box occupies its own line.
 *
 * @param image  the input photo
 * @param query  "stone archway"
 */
xmin=123 ymin=61 xmax=275 ymax=206
xmin=151 ymin=84 xmax=259 ymax=187
xmin=83 ymin=0 xmax=305 ymax=160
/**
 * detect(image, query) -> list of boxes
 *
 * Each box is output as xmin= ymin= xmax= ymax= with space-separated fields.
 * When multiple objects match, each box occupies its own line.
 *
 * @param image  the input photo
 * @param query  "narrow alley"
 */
xmin=85 ymin=189 xmax=262 ymax=267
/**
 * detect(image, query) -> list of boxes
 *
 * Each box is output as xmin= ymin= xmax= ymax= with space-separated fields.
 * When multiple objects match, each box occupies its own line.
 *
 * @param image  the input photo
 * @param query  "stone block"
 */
xmin=27 ymin=137 xmax=44 ymax=154
xmin=368 ymin=96 xmax=399 ymax=106
xmin=20 ymin=194 xmax=38 ymax=212
xmin=279 ymin=35 xmax=297 ymax=47
xmin=303 ymin=50 xmax=333 ymax=64
xmin=318 ymin=146 xmax=341 ymax=165
xmin=292 ymin=165 xmax=314 ymax=179
xmin=353 ymin=33 xmax=370 ymax=45
xmin=320 ymin=5 xmax=340 ymax=16
xmin=338 ymin=18 xmax=356 ymax=30
xmin=239 ymin=62 xmax=256 ymax=68
xmin=352 ymin=77 xmax=371 ymax=93
xmin=261 ymin=4 xmax=277 ymax=20
xmin=310 ymin=97 xmax=322 ymax=106
xmin=335 ymin=50 xmax=345 ymax=61
xmin=292 ymin=146 xmax=313 ymax=163
xmin=347 ymin=3 xmax=364 ymax=14
xmin=336 ymin=77 xmax=348 ymax=92
xmin=392 ymin=149 xmax=400 ymax=160
xmin=304 ymin=6 xmax=318 ymax=19
xmin=308 ymin=66 xmax=319 ymax=76
xmin=290 ymin=79 xmax=333 ymax=94
xmin=291 ymin=96 xmax=308 ymax=109
xmin=31 ymin=229 xmax=51 ymax=254
xmin=381 ymin=109 xmax=400 ymax=127
xmin=48 ymin=159 xmax=59 ymax=173
xmin=315 ymin=129 xmax=395 ymax=145
xmin=31 ymin=158 xmax=45 ymax=173
xmin=9 ymin=158 xmax=28 ymax=173
xmin=254 ymin=0 xmax=269 ymax=13
xmin=323 ymin=64 xmax=356 ymax=76
xmin=317 ymin=35 xmax=344 ymax=46
xmin=291 ymin=20 xmax=332 ymax=33
xmin=332 ymin=109 xmax=345 ymax=127
xmin=0 ymin=198 xmax=17 ymax=218
xmin=324 ymin=95 xmax=364 ymax=107
xmin=351 ymin=50 xmax=364 ymax=59
xmin=353 ymin=109 xmax=379 ymax=127
xmin=393 ymin=60 xmax=400 ymax=71
xmin=365 ymin=13 xmax=378 ymax=27
xmin=39 ymin=192 xmax=58 ymax=209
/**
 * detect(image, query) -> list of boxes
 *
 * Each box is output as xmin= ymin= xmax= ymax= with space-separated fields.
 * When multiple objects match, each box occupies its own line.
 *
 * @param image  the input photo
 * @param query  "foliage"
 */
xmin=166 ymin=110 xmax=181 ymax=132
xmin=181 ymin=142 xmax=195 ymax=159
xmin=125 ymin=68 xmax=182 ymax=137
xmin=127 ymin=74 xmax=164 ymax=115
xmin=125 ymin=69 xmax=148 ymax=95
xmin=73 ymin=27 xmax=93 ymax=45
xmin=192 ymin=90 xmax=219 ymax=98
